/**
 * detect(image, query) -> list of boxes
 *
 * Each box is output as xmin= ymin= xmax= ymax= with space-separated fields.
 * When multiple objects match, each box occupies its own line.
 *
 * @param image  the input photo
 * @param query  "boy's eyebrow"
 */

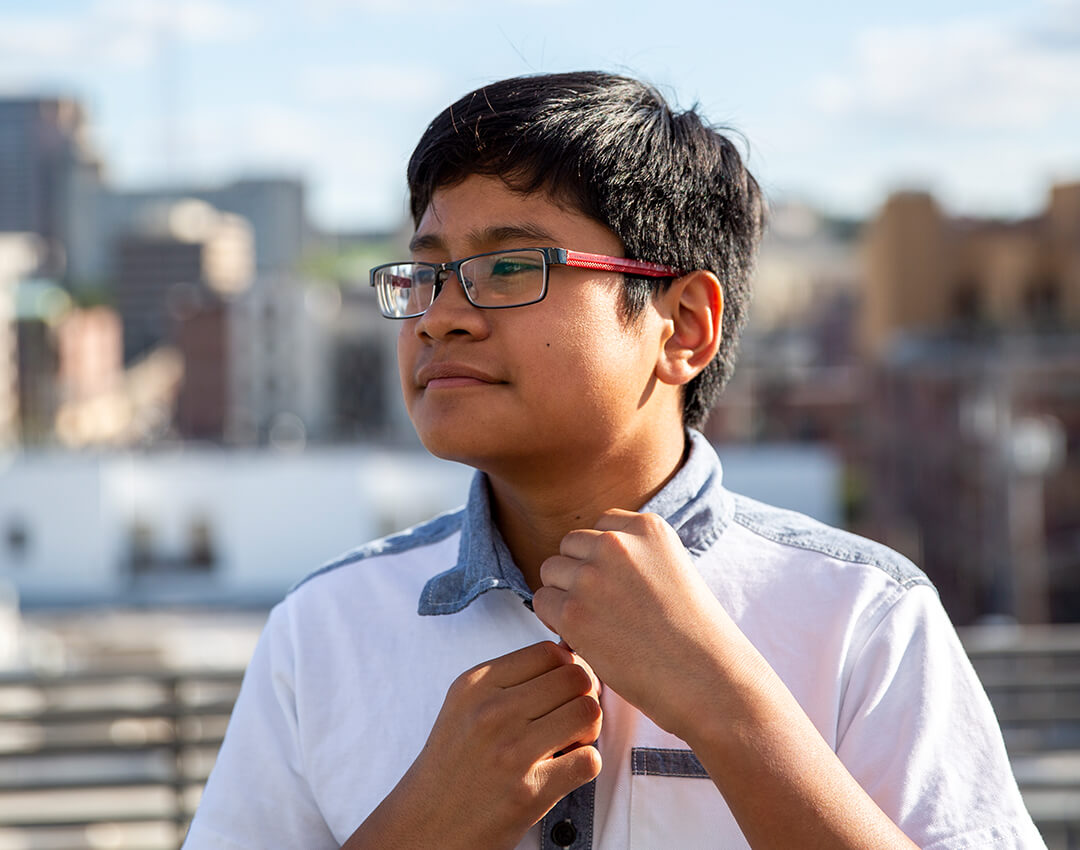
xmin=471 ymin=224 xmax=559 ymax=245
xmin=408 ymin=224 xmax=559 ymax=255
xmin=407 ymin=232 xmax=444 ymax=253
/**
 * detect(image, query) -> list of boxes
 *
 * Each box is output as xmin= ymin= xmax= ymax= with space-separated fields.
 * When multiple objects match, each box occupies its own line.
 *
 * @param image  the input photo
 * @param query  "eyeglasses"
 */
xmin=369 ymin=247 xmax=681 ymax=319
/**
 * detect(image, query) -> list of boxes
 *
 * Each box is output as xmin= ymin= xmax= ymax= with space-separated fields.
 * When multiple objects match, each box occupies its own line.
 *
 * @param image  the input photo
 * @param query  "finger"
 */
xmin=478 ymin=640 xmax=573 ymax=689
xmin=558 ymin=643 xmax=600 ymax=694
xmin=593 ymin=508 xmax=640 ymax=532
xmin=531 ymin=586 xmax=567 ymax=636
xmin=539 ymin=554 xmax=581 ymax=590
xmin=569 ymin=652 xmax=602 ymax=699
xmin=523 ymin=693 xmax=603 ymax=762
xmin=558 ymin=528 xmax=603 ymax=560
xmin=533 ymin=745 xmax=603 ymax=806
xmin=508 ymin=662 xmax=595 ymax=721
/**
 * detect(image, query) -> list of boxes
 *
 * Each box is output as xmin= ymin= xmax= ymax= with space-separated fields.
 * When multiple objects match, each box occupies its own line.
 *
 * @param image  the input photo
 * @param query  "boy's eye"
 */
xmin=490 ymin=257 xmax=541 ymax=276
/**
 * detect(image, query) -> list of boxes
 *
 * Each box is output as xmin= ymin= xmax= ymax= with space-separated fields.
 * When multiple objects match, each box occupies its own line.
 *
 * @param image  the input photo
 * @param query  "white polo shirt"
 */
xmin=184 ymin=431 xmax=1046 ymax=850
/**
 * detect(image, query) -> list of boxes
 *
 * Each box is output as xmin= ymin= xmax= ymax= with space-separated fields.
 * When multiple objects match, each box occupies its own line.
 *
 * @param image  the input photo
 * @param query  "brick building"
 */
xmin=860 ymin=184 xmax=1080 ymax=624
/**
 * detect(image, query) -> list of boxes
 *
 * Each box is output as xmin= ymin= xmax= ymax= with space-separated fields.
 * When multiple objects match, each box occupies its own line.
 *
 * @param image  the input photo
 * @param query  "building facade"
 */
xmin=861 ymin=184 xmax=1080 ymax=355
xmin=860 ymin=185 xmax=1080 ymax=624
xmin=0 ymin=98 xmax=104 ymax=277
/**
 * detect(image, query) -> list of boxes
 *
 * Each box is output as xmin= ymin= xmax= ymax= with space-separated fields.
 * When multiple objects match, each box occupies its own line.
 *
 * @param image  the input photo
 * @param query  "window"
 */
xmin=951 ymin=280 xmax=983 ymax=324
xmin=4 ymin=518 xmax=30 ymax=563
xmin=1024 ymin=278 xmax=1061 ymax=326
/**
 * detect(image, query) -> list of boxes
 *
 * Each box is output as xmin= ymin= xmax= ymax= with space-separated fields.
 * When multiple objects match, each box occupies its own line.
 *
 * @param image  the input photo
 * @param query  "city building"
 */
xmin=0 ymin=235 xmax=42 ymax=447
xmin=0 ymin=448 xmax=475 ymax=608
xmin=8 ymin=281 xmax=132 ymax=447
xmin=327 ymin=283 xmax=413 ymax=444
xmin=50 ymin=305 xmax=148 ymax=448
xmin=746 ymin=201 xmax=862 ymax=335
xmin=868 ymin=337 xmax=1077 ymax=625
xmin=705 ymin=187 xmax=1080 ymax=626
xmin=859 ymin=184 xmax=1080 ymax=624
xmin=1 ymin=91 xmax=384 ymax=448
xmin=861 ymin=184 xmax=1080 ymax=356
xmin=705 ymin=201 xmax=864 ymax=454
xmin=56 ymin=306 xmax=124 ymax=404
xmin=227 ymin=273 xmax=334 ymax=445
xmin=66 ymin=177 xmax=308 ymax=290
xmin=175 ymin=301 xmax=229 ymax=441
xmin=0 ymin=97 xmax=104 ymax=277
xmin=226 ymin=225 xmax=414 ymax=448
xmin=12 ymin=291 xmax=61 ymax=444
xmin=0 ymin=441 xmax=836 ymax=609
xmin=114 ymin=199 xmax=253 ymax=363
xmin=228 ymin=276 xmax=414 ymax=448
xmin=0 ymin=237 xmax=164 ymax=449
xmin=113 ymin=200 xmax=253 ymax=441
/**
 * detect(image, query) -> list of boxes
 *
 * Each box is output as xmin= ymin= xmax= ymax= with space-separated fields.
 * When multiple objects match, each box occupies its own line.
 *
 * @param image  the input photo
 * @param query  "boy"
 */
xmin=184 ymin=72 xmax=1044 ymax=849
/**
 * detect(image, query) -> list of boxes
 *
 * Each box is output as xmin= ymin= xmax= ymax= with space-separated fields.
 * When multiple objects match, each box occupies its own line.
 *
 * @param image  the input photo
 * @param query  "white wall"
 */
xmin=0 ymin=442 xmax=842 ymax=608
xmin=0 ymin=448 xmax=473 ymax=606
xmin=718 ymin=443 xmax=842 ymax=528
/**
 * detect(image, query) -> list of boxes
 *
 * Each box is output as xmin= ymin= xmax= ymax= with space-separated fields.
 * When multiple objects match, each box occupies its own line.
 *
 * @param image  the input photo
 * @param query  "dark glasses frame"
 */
xmin=370 ymin=247 xmax=683 ymax=319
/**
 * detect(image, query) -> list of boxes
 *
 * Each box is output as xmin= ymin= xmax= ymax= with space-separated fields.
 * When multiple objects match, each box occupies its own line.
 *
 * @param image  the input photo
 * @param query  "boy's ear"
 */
xmin=655 ymin=270 xmax=723 ymax=387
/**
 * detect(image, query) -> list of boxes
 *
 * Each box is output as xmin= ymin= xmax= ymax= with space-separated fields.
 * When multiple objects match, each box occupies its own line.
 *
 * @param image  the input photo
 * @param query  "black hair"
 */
xmin=407 ymin=71 xmax=765 ymax=429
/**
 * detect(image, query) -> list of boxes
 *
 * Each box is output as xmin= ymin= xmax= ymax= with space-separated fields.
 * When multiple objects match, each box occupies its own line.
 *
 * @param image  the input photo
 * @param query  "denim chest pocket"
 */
xmin=629 ymin=748 xmax=749 ymax=850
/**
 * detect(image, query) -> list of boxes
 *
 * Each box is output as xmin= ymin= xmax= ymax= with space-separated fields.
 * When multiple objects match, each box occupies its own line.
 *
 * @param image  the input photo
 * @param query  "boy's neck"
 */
xmin=485 ymin=428 xmax=689 ymax=592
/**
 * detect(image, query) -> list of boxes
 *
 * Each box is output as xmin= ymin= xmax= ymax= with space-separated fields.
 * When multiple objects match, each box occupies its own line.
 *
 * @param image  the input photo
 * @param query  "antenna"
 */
xmin=158 ymin=9 xmax=179 ymax=184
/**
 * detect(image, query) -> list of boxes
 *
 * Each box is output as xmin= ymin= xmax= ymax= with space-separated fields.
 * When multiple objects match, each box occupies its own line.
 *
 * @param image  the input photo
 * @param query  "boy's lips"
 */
xmin=416 ymin=362 xmax=503 ymax=388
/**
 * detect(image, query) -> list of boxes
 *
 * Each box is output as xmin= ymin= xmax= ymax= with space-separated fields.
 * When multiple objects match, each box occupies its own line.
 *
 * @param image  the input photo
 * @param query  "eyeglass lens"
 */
xmin=375 ymin=249 xmax=547 ymax=317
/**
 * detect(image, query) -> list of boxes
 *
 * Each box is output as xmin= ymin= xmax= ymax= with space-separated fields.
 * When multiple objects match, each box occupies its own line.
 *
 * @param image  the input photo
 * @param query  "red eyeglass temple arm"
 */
xmin=562 ymin=249 xmax=682 ymax=278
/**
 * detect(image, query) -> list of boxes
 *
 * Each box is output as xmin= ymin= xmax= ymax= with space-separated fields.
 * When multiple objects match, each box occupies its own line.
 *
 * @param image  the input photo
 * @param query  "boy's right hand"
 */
xmin=342 ymin=640 xmax=602 ymax=850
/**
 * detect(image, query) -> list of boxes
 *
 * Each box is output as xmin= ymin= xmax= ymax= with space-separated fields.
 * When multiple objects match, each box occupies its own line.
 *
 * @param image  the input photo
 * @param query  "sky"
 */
xmin=0 ymin=0 xmax=1078 ymax=231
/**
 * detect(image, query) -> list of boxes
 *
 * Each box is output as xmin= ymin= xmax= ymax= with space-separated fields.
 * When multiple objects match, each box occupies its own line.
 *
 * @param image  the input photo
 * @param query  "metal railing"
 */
xmin=0 ymin=668 xmax=244 ymax=850
xmin=0 ymin=627 xmax=1078 ymax=849
xmin=963 ymin=626 xmax=1080 ymax=850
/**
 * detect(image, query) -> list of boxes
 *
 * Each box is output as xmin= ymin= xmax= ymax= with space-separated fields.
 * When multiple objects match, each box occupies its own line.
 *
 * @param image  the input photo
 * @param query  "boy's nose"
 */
xmin=413 ymin=271 xmax=488 ymax=340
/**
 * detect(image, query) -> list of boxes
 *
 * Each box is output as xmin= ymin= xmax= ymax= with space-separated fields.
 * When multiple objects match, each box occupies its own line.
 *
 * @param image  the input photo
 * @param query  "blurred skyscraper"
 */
xmin=0 ymin=89 xmax=420 ymax=450
xmin=0 ymin=235 xmax=42 ymax=446
xmin=115 ymin=200 xmax=253 ymax=361
xmin=113 ymin=200 xmax=254 ymax=440
xmin=0 ymin=98 xmax=104 ymax=278
xmin=66 ymin=177 xmax=308 ymax=289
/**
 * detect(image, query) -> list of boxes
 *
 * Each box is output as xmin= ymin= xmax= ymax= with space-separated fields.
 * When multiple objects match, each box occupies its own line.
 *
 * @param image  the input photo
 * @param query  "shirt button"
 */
xmin=551 ymin=819 xmax=577 ymax=847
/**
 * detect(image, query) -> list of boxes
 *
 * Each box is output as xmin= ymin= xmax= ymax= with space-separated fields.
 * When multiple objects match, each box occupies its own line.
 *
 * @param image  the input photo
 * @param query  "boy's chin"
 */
xmin=414 ymin=428 xmax=532 ymax=473
xmin=414 ymin=430 xmax=492 ymax=466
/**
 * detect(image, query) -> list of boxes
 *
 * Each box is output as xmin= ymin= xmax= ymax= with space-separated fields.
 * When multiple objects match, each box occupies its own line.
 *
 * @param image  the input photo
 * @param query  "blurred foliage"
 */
xmin=65 ymin=279 xmax=115 ymax=308
xmin=301 ymin=237 xmax=402 ymax=286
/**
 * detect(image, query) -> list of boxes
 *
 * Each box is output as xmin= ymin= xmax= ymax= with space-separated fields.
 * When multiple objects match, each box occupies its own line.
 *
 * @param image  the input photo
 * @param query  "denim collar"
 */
xmin=417 ymin=430 xmax=734 ymax=616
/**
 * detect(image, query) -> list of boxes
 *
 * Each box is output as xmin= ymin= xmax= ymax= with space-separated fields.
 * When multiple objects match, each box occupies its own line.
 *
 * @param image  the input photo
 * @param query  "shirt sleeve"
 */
xmin=835 ymin=584 xmax=1046 ymax=850
xmin=182 ymin=602 xmax=339 ymax=850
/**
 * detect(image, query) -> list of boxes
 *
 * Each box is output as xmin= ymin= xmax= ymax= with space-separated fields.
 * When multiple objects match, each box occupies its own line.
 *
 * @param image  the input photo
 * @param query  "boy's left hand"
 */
xmin=532 ymin=509 xmax=743 ymax=739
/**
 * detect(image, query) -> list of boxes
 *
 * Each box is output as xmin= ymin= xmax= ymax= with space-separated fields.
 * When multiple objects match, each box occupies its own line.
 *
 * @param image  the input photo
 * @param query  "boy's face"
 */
xmin=398 ymin=174 xmax=674 ymax=476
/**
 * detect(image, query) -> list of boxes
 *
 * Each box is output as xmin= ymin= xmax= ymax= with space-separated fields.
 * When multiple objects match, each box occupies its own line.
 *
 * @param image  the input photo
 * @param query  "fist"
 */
xmin=533 ymin=509 xmax=739 ymax=739
xmin=411 ymin=641 xmax=603 ymax=848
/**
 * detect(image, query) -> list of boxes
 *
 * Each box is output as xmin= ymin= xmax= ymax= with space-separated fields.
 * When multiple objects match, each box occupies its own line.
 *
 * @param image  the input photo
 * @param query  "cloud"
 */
xmin=104 ymin=101 xmax=412 ymax=228
xmin=0 ymin=17 xmax=86 ymax=64
xmin=809 ymin=8 xmax=1080 ymax=132
xmin=0 ymin=0 xmax=259 ymax=75
xmin=298 ymin=64 xmax=446 ymax=106
xmin=217 ymin=104 xmax=411 ymax=228
xmin=194 ymin=105 xmax=330 ymax=165
xmin=1027 ymin=0 xmax=1080 ymax=50
xmin=94 ymin=0 xmax=261 ymax=42
xmin=306 ymin=0 xmax=567 ymax=12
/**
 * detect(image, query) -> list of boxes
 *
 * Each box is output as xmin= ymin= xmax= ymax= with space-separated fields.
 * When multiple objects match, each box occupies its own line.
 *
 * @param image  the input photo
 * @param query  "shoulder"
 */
xmin=728 ymin=492 xmax=932 ymax=592
xmin=287 ymin=506 xmax=465 ymax=596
